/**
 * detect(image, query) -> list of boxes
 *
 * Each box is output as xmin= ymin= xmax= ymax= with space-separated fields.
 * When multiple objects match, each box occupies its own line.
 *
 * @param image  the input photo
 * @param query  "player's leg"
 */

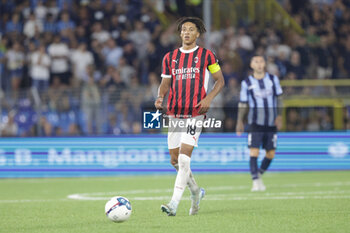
xmin=249 ymin=147 xmax=260 ymax=180
xmin=167 ymin=117 xmax=200 ymax=195
xmin=161 ymin=116 xmax=204 ymax=216
xmin=177 ymin=142 xmax=205 ymax=216
xmin=171 ymin=143 xmax=193 ymax=207
xmin=179 ymin=143 xmax=205 ymax=216
xmin=161 ymin=118 xmax=181 ymax=216
xmin=249 ymin=147 xmax=261 ymax=191
xmin=170 ymin=148 xmax=200 ymax=196
xmin=181 ymin=116 xmax=205 ymax=215
xmin=257 ymin=131 xmax=277 ymax=190
xmin=259 ymin=131 xmax=277 ymax=175
xmin=260 ymin=149 xmax=275 ymax=174
xmin=161 ymin=143 xmax=193 ymax=216
xmin=169 ymin=147 xmax=180 ymax=168
xmin=255 ymin=148 xmax=275 ymax=192
xmin=248 ymin=127 xmax=264 ymax=191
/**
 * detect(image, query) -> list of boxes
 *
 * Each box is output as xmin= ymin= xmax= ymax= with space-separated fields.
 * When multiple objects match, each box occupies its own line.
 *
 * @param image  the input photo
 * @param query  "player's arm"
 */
xmin=154 ymin=78 xmax=171 ymax=110
xmin=236 ymin=102 xmax=248 ymax=136
xmin=155 ymin=53 xmax=171 ymax=110
xmin=236 ymin=80 xmax=249 ymax=136
xmin=195 ymin=64 xmax=225 ymax=114
xmin=275 ymin=95 xmax=283 ymax=130
xmin=274 ymin=75 xmax=283 ymax=130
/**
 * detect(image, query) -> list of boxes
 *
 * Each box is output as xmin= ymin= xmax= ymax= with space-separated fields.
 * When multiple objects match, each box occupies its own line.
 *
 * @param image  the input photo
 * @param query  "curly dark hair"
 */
xmin=176 ymin=17 xmax=206 ymax=35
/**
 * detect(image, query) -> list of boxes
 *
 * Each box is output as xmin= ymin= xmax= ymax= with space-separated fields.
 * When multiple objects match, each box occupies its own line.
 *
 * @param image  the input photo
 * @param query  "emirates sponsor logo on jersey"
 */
xmin=172 ymin=67 xmax=200 ymax=80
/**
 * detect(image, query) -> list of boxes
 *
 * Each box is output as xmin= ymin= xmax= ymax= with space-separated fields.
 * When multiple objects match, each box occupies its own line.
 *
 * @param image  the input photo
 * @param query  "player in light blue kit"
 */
xmin=236 ymin=55 xmax=283 ymax=191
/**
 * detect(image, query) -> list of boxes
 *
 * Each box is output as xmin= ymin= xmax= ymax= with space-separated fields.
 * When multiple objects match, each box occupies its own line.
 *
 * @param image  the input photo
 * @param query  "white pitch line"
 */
xmin=67 ymin=181 xmax=350 ymax=198
xmin=2 ymin=192 xmax=350 ymax=204
xmin=2 ymin=181 xmax=350 ymax=204
xmin=133 ymin=195 xmax=350 ymax=201
xmin=3 ymin=193 xmax=350 ymax=203
xmin=196 ymin=195 xmax=350 ymax=201
xmin=66 ymin=181 xmax=350 ymax=201
xmin=67 ymin=194 xmax=350 ymax=201
xmin=0 ymin=198 xmax=68 ymax=204
xmin=212 ymin=190 xmax=350 ymax=197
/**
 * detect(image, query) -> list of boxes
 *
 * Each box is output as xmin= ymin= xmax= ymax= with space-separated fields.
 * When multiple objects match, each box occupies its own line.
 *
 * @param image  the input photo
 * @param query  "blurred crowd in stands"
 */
xmin=0 ymin=0 xmax=349 ymax=136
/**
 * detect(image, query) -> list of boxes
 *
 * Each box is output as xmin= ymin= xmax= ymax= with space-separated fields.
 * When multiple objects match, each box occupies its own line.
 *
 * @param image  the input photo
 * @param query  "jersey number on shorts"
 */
xmin=272 ymin=134 xmax=277 ymax=148
xmin=187 ymin=125 xmax=196 ymax=135
xmin=248 ymin=133 xmax=252 ymax=146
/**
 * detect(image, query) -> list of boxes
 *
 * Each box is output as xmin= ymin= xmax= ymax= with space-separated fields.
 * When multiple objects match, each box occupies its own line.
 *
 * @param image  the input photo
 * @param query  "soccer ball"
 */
xmin=105 ymin=196 xmax=132 ymax=222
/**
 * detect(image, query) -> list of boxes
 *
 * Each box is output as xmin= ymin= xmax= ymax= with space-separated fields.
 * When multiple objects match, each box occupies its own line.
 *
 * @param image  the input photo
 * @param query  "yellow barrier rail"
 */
xmin=280 ymin=78 xmax=350 ymax=130
xmin=145 ymin=0 xmax=171 ymax=27
xmin=281 ymin=79 xmax=350 ymax=87
xmin=282 ymin=98 xmax=344 ymax=130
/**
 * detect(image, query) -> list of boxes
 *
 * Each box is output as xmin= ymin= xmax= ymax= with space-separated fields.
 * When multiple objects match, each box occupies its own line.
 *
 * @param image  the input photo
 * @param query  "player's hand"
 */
xmin=275 ymin=115 xmax=282 ymax=130
xmin=154 ymin=97 xmax=163 ymax=110
xmin=236 ymin=121 xmax=244 ymax=136
xmin=195 ymin=97 xmax=211 ymax=114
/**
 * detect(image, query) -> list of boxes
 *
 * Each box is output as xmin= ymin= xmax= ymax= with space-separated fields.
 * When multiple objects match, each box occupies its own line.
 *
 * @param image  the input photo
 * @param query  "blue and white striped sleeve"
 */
xmin=239 ymin=80 xmax=248 ymax=103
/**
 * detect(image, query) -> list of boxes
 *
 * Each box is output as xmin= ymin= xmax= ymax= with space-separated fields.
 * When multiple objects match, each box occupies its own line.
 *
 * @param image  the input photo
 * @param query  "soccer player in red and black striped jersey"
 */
xmin=155 ymin=17 xmax=225 ymax=216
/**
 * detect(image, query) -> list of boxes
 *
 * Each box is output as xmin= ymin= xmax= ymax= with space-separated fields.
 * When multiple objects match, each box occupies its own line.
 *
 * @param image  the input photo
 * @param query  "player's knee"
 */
xmin=170 ymin=158 xmax=178 ymax=166
xmin=250 ymin=148 xmax=260 ymax=157
xmin=169 ymin=149 xmax=179 ymax=165
xmin=266 ymin=150 xmax=275 ymax=159
xmin=179 ymin=143 xmax=194 ymax=157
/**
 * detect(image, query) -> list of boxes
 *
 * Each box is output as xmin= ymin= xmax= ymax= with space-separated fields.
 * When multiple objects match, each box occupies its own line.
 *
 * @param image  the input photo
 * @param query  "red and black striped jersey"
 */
xmin=161 ymin=46 xmax=218 ymax=118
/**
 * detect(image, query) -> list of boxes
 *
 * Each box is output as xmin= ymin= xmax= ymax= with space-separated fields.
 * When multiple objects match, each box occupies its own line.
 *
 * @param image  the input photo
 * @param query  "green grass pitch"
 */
xmin=0 ymin=171 xmax=349 ymax=233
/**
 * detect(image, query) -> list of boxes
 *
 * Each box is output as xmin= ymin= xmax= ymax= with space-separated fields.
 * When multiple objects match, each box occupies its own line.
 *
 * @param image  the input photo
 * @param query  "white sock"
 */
xmin=188 ymin=172 xmax=199 ymax=195
xmin=171 ymin=154 xmax=191 ymax=205
xmin=173 ymin=163 xmax=199 ymax=195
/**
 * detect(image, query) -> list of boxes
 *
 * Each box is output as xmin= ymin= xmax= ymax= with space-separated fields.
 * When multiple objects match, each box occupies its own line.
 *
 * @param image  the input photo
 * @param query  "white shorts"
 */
xmin=167 ymin=115 xmax=204 ymax=149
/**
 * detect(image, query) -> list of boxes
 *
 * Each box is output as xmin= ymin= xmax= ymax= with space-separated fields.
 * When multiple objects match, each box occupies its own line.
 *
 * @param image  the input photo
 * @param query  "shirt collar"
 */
xmin=179 ymin=46 xmax=199 ymax=53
